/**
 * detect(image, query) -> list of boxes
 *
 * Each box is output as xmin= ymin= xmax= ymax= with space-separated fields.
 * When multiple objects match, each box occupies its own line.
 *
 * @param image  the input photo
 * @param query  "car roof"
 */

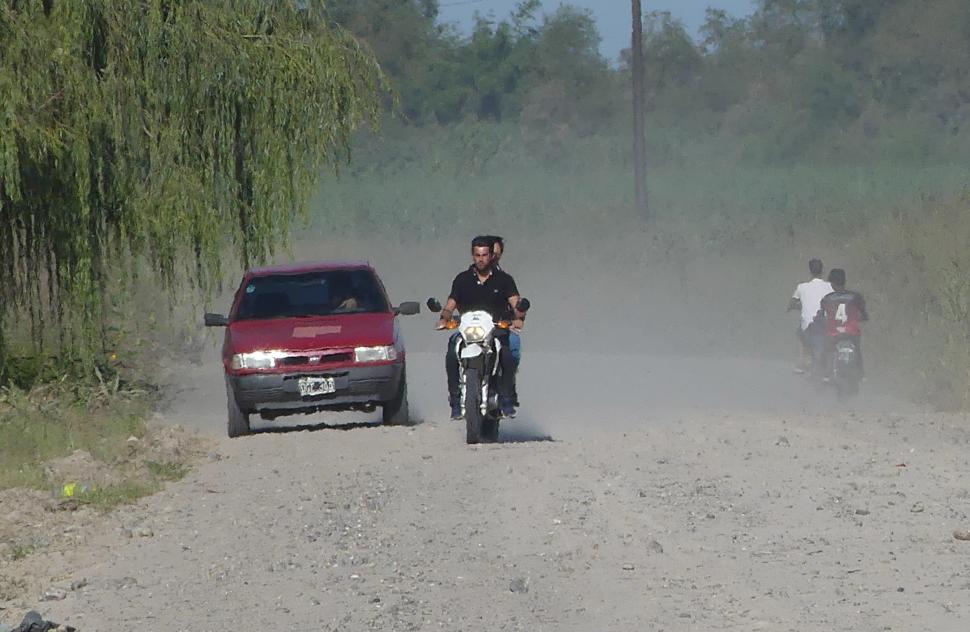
xmin=246 ymin=261 xmax=374 ymax=277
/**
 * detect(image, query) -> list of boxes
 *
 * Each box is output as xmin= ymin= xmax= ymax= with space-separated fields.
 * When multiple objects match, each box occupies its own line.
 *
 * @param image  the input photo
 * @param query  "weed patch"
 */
xmin=71 ymin=481 xmax=158 ymax=512
xmin=144 ymin=460 xmax=190 ymax=482
xmin=0 ymin=385 xmax=149 ymax=491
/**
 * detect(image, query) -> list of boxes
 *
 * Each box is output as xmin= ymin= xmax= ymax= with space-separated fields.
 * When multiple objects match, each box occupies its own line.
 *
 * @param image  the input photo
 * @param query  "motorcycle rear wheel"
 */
xmin=836 ymin=374 xmax=860 ymax=400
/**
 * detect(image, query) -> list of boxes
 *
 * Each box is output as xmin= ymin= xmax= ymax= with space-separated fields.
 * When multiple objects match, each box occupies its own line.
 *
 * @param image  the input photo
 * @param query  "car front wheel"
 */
xmin=226 ymin=377 xmax=251 ymax=438
xmin=382 ymin=365 xmax=410 ymax=426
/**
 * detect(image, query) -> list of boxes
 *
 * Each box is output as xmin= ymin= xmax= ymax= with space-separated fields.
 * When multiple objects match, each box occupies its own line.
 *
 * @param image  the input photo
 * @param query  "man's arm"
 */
xmin=503 ymin=273 xmax=525 ymax=327
xmin=505 ymin=295 xmax=526 ymax=331
xmin=437 ymin=274 xmax=463 ymax=329
xmin=436 ymin=297 xmax=459 ymax=329
xmin=788 ymin=285 xmax=801 ymax=311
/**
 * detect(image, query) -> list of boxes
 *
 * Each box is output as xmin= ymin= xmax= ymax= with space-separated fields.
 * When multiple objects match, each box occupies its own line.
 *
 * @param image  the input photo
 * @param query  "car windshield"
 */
xmin=234 ymin=270 xmax=389 ymax=321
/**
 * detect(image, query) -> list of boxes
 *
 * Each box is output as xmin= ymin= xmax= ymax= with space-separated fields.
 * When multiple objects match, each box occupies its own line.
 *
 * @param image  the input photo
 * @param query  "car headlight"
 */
xmin=354 ymin=345 xmax=398 ymax=363
xmin=461 ymin=325 xmax=486 ymax=343
xmin=230 ymin=351 xmax=279 ymax=370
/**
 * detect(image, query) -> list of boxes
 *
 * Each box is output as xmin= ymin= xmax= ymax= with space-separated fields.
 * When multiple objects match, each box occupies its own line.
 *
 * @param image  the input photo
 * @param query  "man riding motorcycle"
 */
xmin=788 ymin=258 xmax=832 ymax=374
xmin=817 ymin=268 xmax=869 ymax=378
xmin=438 ymin=236 xmax=526 ymax=420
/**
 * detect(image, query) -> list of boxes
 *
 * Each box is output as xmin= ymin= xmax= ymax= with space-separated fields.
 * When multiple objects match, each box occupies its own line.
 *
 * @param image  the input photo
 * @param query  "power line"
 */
xmin=439 ymin=0 xmax=486 ymax=7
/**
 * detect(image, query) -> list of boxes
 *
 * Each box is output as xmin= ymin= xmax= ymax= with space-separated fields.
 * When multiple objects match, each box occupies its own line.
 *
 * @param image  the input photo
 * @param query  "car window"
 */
xmin=234 ymin=270 xmax=389 ymax=321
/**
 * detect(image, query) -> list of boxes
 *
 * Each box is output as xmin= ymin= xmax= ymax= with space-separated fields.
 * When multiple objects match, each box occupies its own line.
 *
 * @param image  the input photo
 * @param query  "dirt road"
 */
xmin=6 ymin=351 xmax=970 ymax=631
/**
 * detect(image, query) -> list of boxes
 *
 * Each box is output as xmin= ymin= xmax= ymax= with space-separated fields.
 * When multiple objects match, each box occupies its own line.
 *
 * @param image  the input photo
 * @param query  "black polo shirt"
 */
xmin=448 ymin=266 xmax=519 ymax=318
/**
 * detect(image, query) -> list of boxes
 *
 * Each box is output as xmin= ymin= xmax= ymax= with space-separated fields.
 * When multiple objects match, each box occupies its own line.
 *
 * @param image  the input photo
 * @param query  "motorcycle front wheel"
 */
xmin=482 ymin=417 xmax=499 ymax=442
xmin=464 ymin=366 xmax=484 ymax=444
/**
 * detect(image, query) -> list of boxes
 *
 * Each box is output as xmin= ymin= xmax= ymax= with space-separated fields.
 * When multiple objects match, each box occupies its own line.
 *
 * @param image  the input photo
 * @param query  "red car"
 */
xmin=204 ymin=261 xmax=419 ymax=437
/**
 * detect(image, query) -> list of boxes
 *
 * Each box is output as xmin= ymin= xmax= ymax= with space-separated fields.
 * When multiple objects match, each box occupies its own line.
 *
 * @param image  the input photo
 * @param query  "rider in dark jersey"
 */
xmin=817 ymin=268 xmax=869 ymax=376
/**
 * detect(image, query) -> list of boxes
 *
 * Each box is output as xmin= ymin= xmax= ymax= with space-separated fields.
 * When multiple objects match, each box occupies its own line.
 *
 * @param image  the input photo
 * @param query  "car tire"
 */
xmin=226 ymin=377 xmax=251 ymax=438
xmin=382 ymin=365 xmax=410 ymax=426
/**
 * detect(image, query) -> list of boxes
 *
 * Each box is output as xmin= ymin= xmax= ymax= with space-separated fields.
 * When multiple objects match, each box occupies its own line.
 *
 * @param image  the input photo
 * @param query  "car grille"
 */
xmin=278 ymin=351 xmax=354 ymax=368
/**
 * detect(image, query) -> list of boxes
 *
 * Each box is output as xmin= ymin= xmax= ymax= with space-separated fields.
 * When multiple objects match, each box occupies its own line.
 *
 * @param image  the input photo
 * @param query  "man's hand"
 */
xmin=511 ymin=318 xmax=525 ymax=332
xmin=436 ymin=303 xmax=456 ymax=330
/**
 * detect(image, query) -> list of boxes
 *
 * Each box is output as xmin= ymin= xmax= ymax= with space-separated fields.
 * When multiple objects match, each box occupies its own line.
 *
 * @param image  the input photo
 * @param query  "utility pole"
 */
xmin=631 ymin=0 xmax=648 ymax=220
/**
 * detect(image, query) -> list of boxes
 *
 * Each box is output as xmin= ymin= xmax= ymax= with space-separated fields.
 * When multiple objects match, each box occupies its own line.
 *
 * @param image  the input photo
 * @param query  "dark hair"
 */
xmin=828 ymin=268 xmax=846 ymax=287
xmin=471 ymin=236 xmax=493 ymax=250
xmin=479 ymin=234 xmax=505 ymax=252
xmin=809 ymin=258 xmax=823 ymax=276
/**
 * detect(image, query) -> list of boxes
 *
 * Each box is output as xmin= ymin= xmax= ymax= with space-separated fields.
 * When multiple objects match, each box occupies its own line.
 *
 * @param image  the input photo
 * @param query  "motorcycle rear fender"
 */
xmin=836 ymin=340 xmax=856 ymax=362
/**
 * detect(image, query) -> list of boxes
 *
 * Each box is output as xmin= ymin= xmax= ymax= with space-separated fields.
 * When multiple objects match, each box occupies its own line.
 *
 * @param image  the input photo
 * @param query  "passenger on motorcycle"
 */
xmin=817 ymin=268 xmax=869 ymax=377
xmin=788 ymin=258 xmax=832 ymax=374
xmin=438 ymin=236 xmax=525 ymax=420
xmin=484 ymin=235 xmax=522 ymax=401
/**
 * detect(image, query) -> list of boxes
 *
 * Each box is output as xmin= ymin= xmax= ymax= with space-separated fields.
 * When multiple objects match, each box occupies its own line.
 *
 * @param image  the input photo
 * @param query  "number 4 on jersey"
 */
xmin=835 ymin=303 xmax=848 ymax=324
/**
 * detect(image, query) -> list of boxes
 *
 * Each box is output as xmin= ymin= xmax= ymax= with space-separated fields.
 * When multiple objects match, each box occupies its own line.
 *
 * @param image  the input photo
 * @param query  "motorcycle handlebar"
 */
xmin=435 ymin=318 xmax=513 ymax=330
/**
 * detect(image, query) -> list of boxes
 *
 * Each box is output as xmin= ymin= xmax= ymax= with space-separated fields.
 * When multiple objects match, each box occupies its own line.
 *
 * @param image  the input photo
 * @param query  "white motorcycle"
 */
xmin=428 ymin=298 xmax=529 ymax=444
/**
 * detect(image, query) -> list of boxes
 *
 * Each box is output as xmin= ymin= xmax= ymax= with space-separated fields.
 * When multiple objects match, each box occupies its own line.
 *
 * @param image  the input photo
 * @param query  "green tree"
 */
xmin=622 ymin=12 xmax=703 ymax=111
xmin=520 ymin=6 xmax=617 ymax=134
xmin=323 ymin=0 xmax=464 ymax=124
xmin=0 ymin=0 xmax=382 ymax=371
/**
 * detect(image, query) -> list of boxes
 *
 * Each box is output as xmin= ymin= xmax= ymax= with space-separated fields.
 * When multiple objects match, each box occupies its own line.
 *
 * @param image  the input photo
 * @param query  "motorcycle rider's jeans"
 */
xmin=446 ymin=330 xmax=516 ymax=404
xmin=509 ymin=331 xmax=521 ymax=368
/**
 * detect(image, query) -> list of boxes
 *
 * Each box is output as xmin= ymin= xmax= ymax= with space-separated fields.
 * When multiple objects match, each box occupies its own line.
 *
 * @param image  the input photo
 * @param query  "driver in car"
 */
xmin=437 ymin=236 xmax=526 ymax=420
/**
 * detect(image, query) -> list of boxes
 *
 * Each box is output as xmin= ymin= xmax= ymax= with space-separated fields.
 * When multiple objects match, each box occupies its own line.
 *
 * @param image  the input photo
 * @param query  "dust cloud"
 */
xmin=177 ymin=232 xmax=917 ymax=440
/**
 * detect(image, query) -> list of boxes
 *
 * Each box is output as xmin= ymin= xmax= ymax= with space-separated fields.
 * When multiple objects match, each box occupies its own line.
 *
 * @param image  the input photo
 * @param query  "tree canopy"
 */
xmin=0 ymin=0 xmax=382 ymax=367
xmin=328 ymin=0 xmax=970 ymax=160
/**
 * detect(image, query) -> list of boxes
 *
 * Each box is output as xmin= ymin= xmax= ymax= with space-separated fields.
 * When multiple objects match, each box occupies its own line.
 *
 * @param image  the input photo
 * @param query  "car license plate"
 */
xmin=298 ymin=376 xmax=336 ymax=397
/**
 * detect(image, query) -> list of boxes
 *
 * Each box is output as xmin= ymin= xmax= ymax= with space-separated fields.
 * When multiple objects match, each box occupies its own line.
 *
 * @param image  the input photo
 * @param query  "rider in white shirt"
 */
xmin=788 ymin=258 xmax=833 ymax=373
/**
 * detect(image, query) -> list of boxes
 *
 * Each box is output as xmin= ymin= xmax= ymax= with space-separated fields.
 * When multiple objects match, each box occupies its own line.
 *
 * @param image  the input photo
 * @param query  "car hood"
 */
xmin=227 ymin=313 xmax=395 ymax=354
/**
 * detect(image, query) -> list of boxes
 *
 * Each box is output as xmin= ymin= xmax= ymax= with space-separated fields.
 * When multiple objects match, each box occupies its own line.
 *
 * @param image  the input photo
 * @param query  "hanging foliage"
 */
xmin=0 ymin=0 xmax=383 ymax=369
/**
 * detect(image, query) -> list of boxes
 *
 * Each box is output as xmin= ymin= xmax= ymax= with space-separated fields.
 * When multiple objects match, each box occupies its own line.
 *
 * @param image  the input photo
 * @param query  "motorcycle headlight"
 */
xmin=461 ymin=325 xmax=486 ymax=343
xmin=230 ymin=351 xmax=279 ymax=370
xmin=354 ymin=345 xmax=398 ymax=363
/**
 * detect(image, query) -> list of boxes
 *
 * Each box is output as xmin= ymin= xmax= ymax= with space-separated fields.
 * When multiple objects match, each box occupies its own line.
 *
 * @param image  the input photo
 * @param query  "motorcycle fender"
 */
xmin=460 ymin=344 xmax=484 ymax=359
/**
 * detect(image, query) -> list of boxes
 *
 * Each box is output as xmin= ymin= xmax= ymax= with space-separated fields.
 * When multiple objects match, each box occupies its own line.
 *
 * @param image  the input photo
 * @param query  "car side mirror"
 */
xmin=516 ymin=298 xmax=531 ymax=313
xmin=204 ymin=313 xmax=228 ymax=327
xmin=426 ymin=298 xmax=442 ymax=313
xmin=395 ymin=301 xmax=420 ymax=316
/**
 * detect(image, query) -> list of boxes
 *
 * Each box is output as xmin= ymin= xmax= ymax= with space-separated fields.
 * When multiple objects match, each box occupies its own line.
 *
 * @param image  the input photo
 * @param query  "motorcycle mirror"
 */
xmin=516 ymin=298 xmax=531 ymax=313
xmin=426 ymin=298 xmax=442 ymax=313
xmin=396 ymin=301 xmax=420 ymax=316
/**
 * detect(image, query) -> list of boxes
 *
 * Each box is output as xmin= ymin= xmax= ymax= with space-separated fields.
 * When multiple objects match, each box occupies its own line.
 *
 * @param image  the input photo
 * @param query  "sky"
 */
xmin=437 ymin=0 xmax=758 ymax=63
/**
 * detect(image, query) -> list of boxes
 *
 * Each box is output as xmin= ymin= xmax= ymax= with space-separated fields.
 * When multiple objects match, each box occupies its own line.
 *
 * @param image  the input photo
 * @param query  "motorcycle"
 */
xmin=830 ymin=336 xmax=862 ymax=399
xmin=427 ymin=297 xmax=530 ymax=444
xmin=807 ymin=333 xmax=862 ymax=399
